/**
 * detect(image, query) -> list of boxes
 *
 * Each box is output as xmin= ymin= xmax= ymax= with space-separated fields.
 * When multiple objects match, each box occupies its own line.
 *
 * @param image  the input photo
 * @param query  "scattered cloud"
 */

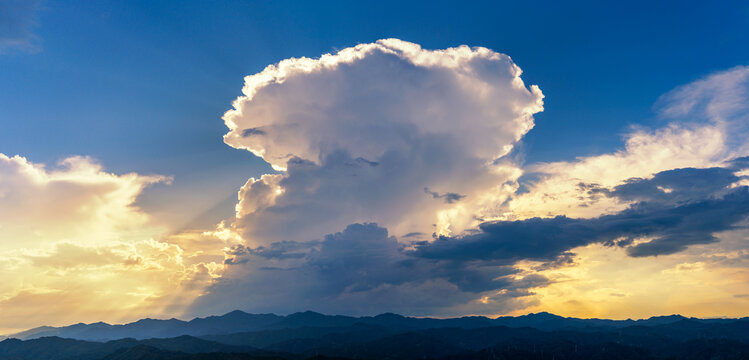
xmin=656 ymin=65 xmax=749 ymax=156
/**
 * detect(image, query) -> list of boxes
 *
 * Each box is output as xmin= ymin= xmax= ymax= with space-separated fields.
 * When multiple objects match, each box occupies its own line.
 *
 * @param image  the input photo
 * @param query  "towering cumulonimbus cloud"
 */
xmin=185 ymin=40 xmax=546 ymax=317
xmin=222 ymin=39 xmax=544 ymax=246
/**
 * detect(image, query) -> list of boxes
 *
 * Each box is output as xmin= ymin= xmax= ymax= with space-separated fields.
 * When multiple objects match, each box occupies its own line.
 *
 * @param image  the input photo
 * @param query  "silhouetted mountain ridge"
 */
xmin=4 ymin=310 xmax=746 ymax=342
xmin=4 ymin=310 xmax=749 ymax=360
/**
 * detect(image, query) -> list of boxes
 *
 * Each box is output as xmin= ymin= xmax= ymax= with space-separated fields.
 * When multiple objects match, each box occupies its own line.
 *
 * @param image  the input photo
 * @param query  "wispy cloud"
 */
xmin=0 ymin=0 xmax=43 ymax=53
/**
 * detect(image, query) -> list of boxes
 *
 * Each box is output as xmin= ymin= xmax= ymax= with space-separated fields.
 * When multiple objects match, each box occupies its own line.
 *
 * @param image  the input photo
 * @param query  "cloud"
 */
xmin=224 ymin=39 xmax=543 ymax=171
xmin=0 ymin=154 xmax=229 ymax=331
xmin=507 ymin=67 xmax=749 ymax=221
xmin=0 ymin=154 xmax=167 ymax=249
xmin=190 ymin=223 xmax=545 ymax=317
xmin=185 ymin=40 xmax=550 ymax=317
xmin=0 ymin=154 xmax=176 ymax=248
xmin=656 ymin=65 xmax=749 ymax=156
xmin=495 ymin=66 xmax=749 ymax=260
xmin=609 ymin=167 xmax=740 ymax=205
xmin=0 ymin=0 xmax=42 ymax=53
xmin=416 ymin=167 xmax=749 ymax=260
xmin=498 ymin=66 xmax=749 ymax=319
xmin=222 ymin=39 xmax=543 ymax=246
xmin=656 ymin=65 xmax=749 ymax=118
xmin=519 ymin=222 xmax=749 ymax=320
xmin=24 ymin=242 xmax=140 ymax=269
xmin=508 ymin=124 xmax=728 ymax=220
xmin=424 ymin=187 xmax=466 ymax=204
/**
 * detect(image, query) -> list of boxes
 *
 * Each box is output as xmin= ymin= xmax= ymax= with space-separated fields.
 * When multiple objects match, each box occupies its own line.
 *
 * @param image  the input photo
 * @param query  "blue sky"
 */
xmin=3 ymin=0 xmax=748 ymax=227
xmin=3 ymin=0 xmax=747 ymax=230
xmin=2 ymin=3 xmax=747 ymax=166
xmin=1 ymin=0 xmax=749 ymax=330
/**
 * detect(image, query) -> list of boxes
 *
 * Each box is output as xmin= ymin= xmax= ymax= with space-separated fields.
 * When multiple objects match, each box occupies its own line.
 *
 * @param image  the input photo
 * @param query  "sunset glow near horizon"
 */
xmin=1 ymin=0 xmax=749 ymax=334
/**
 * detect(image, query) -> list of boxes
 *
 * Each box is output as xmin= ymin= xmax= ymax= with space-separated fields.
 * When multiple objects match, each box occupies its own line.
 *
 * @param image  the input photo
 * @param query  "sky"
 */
xmin=1 ymin=0 xmax=749 ymax=333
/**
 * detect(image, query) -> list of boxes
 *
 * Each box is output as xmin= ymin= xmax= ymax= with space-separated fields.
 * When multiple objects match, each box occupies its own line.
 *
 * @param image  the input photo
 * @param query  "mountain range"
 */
xmin=2 ymin=311 xmax=749 ymax=359
xmin=5 ymin=310 xmax=741 ymax=342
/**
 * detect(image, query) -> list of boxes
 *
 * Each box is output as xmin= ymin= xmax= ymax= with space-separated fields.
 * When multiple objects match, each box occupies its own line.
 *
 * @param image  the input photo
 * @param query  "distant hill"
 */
xmin=99 ymin=345 xmax=291 ymax=360
xmin=5 ymin=310 xmax=745 ymax=342
xmin=0 ymin=335 xmax=283 ymax=360
xmin=4 ymin=311 xmax=282 ymax=341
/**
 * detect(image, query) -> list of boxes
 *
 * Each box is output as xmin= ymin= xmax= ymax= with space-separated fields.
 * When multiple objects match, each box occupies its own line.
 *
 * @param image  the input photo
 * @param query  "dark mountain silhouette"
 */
xmin=99 ymin=345 xmax=293 ymax=360
xmin=0 ymin=335 xmax=285 ymax=360
xmin=3 ymin=311 xmax=749 ymax=360
xmin=6 ymin=311 xmax=283 ymax=341
xmin=7 ymin=310 xmax=742 ymax=342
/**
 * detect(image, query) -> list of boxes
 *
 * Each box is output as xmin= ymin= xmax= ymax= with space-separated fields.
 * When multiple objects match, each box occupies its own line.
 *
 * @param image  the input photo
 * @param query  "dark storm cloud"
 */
xmin=0 ymin=0 xmax=42 ymax=52
xmin=225 ymin=223 xmax=538 ymax=295
xmin=610 ymin=167 xmax=739 ymax=204
xmin=223 ymin=245 xmax=250 ymax=264
xmin=195 ymin=165 xmax=747 ymax=316
xmin=208 ymin=223 xmax=546 ymax=317
xmin=624 ymin=189 xmax=749 ymax=256
xmin=304 ymin=223 xmax=409 ymax=294
xmin=414 ymin=166 xmax=749 ymax=260
xmin=728 ymin=156 xmax=749 ymax=170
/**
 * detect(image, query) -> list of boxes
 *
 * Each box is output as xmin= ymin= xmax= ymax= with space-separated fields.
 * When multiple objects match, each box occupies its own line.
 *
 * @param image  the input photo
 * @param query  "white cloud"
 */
xmin=508 ymin=66 xmax=749 ymax=220
xmin=224 ymin=39 xmax=542 ymax=171
xmin=186 ymin=40 xmax=548 ymax=318
xmin=657 ymin=65 xmax=749 ymax=156
xmin=0 ymin=154 xmax=227 ymax=332
xmin=0 ymin=154 xmax=166 ymax=250
xmin=508 ymin=123 xmax=727 ymax=219
xmin=222 ymin=39 xmax=543 ymax=246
